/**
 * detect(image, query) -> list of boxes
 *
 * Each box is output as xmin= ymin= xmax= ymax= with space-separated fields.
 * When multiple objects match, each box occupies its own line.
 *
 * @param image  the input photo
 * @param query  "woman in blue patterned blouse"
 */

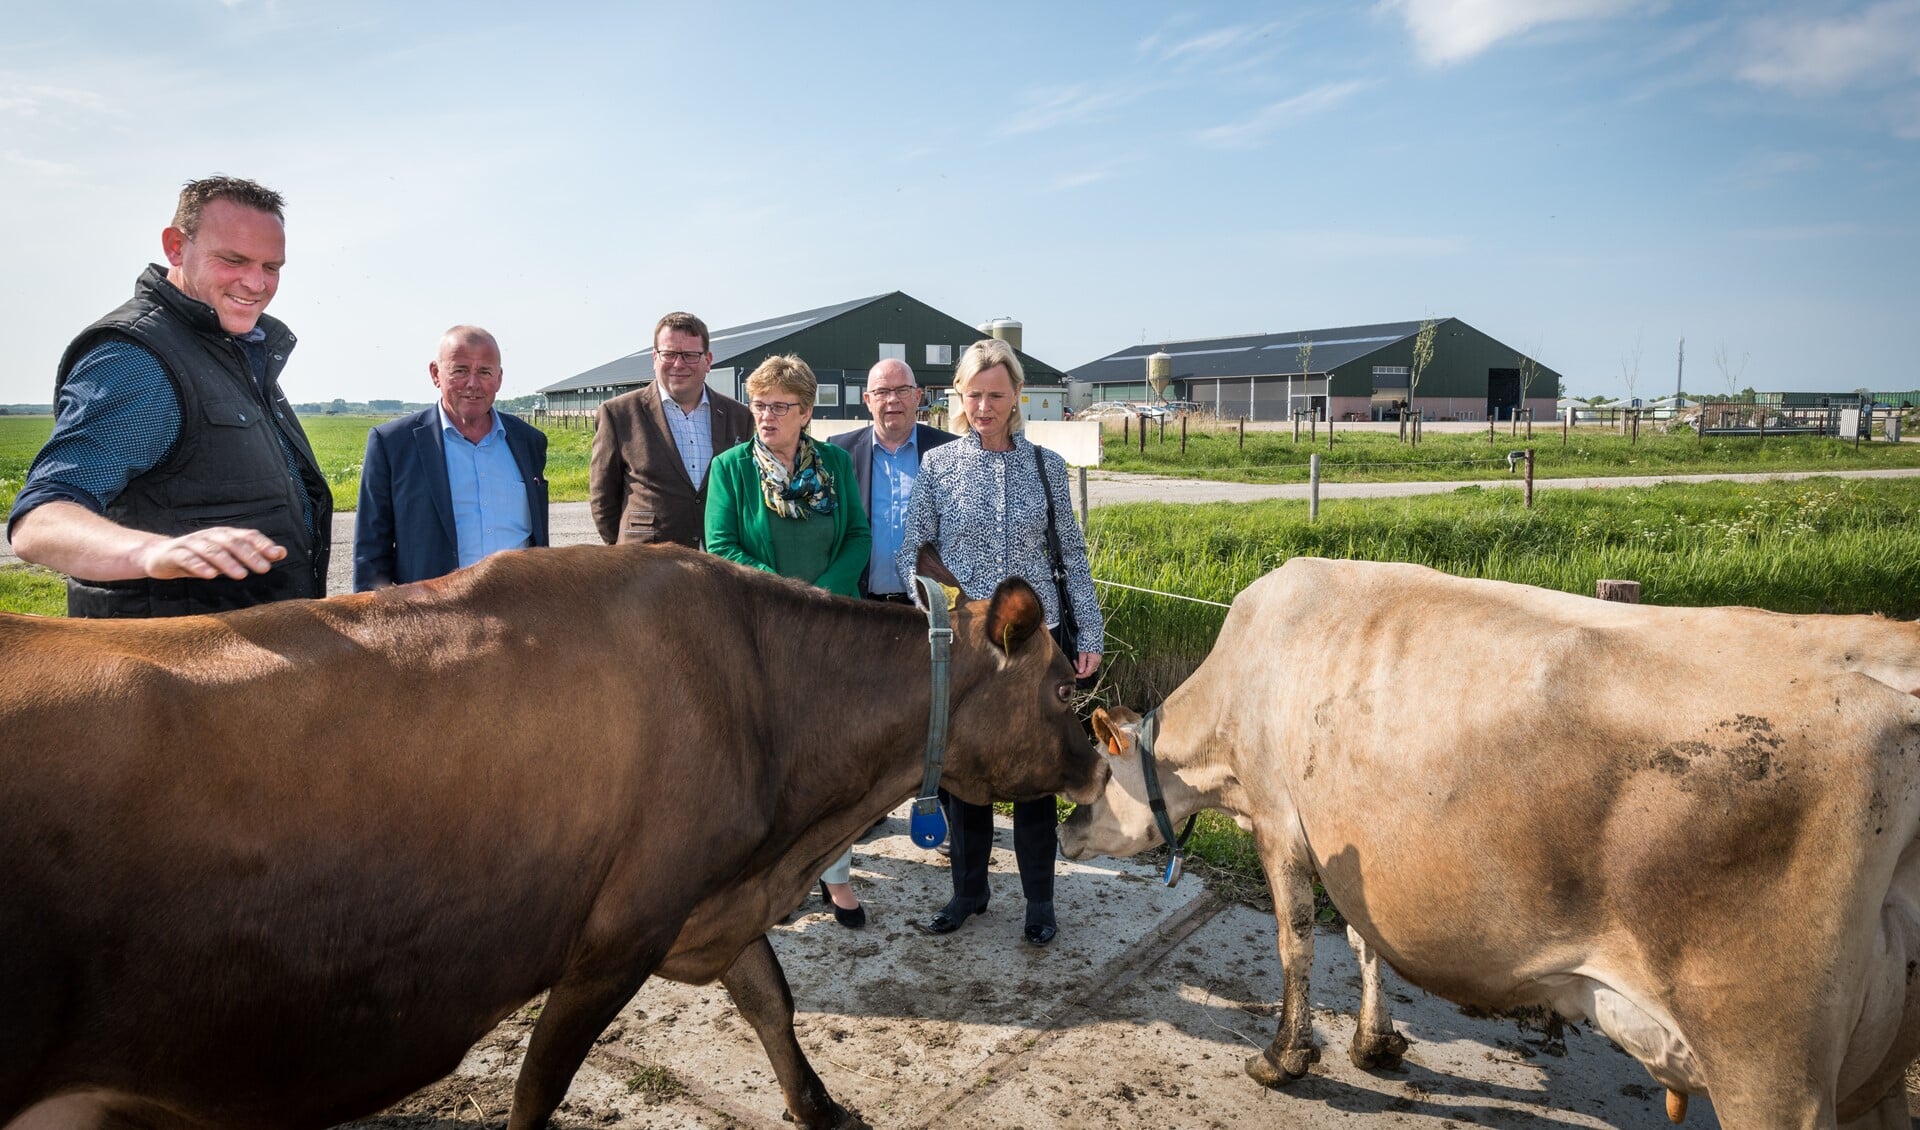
xmin=896 ymin=338 xmax=1104 ymax=947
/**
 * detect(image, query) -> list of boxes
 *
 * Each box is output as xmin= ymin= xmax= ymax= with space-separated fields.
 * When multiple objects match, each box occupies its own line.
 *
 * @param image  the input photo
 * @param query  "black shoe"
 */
xmin=916 ymin=897 xmax=987 ymax=935
xmin=820 ymin=881 xmax=866 ymax=929
xmin=1024 ymin=901 xmax=1057 ymax=947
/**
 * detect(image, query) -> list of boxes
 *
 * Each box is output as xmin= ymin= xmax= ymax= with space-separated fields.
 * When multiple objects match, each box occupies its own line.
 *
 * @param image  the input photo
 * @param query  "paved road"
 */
xmin=8 ymin=467 xmax=1920 ymax=593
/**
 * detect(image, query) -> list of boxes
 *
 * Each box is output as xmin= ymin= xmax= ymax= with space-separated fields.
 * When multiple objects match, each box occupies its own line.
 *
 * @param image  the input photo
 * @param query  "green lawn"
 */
xmin=1085 ymin=475 xmax=1920 ymax=708
xmin=2 ymin=414 xmax=594 ymax=520
xmin=1097 ymin=419 xmax=1920 ymax=483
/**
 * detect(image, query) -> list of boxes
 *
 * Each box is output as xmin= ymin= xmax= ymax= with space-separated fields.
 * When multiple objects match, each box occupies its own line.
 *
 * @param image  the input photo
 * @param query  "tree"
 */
xmin=1620 ymin=333 xmax=1643 ymax=443
xmin=1714 ymin=343 xmax=1753 ymax=425
xmin=1295 ymin=336 xmax=1314 ymax=439
xmin=1515 ymin=342 xmax=1542 ymax=438
xmin=1404 ymin=317 xmax=1438 ymax=444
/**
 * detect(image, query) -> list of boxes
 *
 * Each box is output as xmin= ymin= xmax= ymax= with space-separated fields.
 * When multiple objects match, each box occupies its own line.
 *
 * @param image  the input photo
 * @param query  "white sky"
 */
xmin=3 ymin=0 xmax=1916 ymax=404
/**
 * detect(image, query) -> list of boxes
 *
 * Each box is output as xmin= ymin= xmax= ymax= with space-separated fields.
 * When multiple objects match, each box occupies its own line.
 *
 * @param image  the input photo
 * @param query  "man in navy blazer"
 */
xmin=353 ymin=326 xmax=548 ymax=590
xmin=830 ymin=358 xmax=954 ymax=600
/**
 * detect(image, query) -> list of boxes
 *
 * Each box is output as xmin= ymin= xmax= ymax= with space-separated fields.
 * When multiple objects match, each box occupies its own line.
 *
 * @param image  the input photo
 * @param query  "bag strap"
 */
xmin=1031 ymin=443 xmax=1078 ymax=642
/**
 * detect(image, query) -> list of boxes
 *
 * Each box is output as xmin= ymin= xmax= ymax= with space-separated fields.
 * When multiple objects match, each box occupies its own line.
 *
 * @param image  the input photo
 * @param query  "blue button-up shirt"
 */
xmin=661 ymin=386 xmax=715 ymax=487
xmin=865 ymin=429 xmax=921 ymax=594
xmin=438 ymin=403 xmax=532 ymax=569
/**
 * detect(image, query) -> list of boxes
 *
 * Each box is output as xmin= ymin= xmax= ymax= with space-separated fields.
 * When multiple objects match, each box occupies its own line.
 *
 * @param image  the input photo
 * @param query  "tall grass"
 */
xmin=1086 ymin=477 xmax=1920 ymax=708
xmin=1097 ymin=421 xmax=1920 ymax=483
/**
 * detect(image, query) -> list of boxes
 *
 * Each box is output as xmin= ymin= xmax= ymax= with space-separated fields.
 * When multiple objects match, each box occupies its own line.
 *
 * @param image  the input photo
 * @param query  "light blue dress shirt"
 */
xmin=438 ymin=403 xmax=532 ymax=569
xmin=865 ymin=429 xmax=920 ymax=594
xmin=661 ymin=386 xmax=715 ymax=486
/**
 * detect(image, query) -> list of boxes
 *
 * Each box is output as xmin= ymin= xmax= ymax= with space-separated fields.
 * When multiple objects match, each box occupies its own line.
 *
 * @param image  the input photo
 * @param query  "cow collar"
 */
xmin=1138 ymin=709 xmax=1199 ymax=887
xmin=907 ymin=574 xmax=953 ymax=849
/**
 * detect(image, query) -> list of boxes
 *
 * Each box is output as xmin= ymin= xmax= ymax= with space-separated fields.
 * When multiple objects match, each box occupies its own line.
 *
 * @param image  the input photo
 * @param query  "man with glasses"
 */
xmin=829 ymin=357 xmax=954 ymax=602
xmin=590 ymin=311 xmax=754 ymax=549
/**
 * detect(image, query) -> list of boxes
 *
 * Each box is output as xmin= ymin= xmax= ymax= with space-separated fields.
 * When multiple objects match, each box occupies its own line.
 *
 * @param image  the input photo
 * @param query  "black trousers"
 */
xmin=939 ymin=621 xmax=1086 ymax=908
xmin=944 ymin=793 xmax=1056 ymax=906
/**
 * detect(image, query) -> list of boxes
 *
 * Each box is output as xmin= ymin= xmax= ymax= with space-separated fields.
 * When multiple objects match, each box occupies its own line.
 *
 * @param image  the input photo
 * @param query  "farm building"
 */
xmin=1069 ymin=318 xmax=1560 ymax=423
xmin=537 ymin=291 xmax=1068 ymax=421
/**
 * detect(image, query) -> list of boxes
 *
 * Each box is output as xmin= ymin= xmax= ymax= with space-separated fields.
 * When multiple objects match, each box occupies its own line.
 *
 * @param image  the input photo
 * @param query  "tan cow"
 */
xmin=1059 ymin=557 xmax=1920 ymax=1129
xmin=0 ymin=544 xmax=1106 ymax=1130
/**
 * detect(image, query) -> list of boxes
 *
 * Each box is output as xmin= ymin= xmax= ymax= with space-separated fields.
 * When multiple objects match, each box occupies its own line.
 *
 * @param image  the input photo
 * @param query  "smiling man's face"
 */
xmin=431 ymin=334 xmax=503 ymax=431
xmin=162 ymin=198 xmax=285 ymax=335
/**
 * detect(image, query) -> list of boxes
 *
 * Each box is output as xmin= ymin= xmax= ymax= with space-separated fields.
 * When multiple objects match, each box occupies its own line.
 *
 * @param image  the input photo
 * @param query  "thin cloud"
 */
xmin=1377 ymin=0 xmax=1643 ymax=65
xmin=998 ymin=83 xmax=1136 ymax=137
xmin=0 ymin=82 xmax=116 ymax=117
xmin=4 ymin=151 xmax=81 ymax=178
xmin=1738 ymin=0 xmax=1920 ymax=94
xmin=1155 ymin=19 xmax=1294 ymax=62
xmin=1047 ymin=169 xmax=1111 ymax=192
xmin=1268 ymin=228 xmax=1468 ymax=259
xmin=1197 ymin=81 xmax=1371 ymax=148
xmin=1727 ymin=222 xmax=1869 ymax=241
xmin=1729 ymin=148 xmax=1821 ymax=186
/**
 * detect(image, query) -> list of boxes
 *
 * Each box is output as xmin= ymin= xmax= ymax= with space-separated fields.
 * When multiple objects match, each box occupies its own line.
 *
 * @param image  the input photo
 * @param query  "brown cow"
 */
xmin=0 ymin=543 xmax=1106 ymax=1130
xmin=1060 ymin=557 xmax=1920 ymax=1129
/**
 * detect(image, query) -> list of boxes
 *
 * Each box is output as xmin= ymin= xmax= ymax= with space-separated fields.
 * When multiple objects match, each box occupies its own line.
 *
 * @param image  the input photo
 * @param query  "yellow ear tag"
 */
xmin=941 ymin=583 xmax=961 ymax=607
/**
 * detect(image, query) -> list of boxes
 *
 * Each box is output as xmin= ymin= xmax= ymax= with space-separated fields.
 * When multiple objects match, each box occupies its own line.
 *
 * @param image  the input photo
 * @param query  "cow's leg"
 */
xmin=508 ymin=965 xmax=655 ymax=1130
xmin=1246 ymin=854 xmax=1321 ymax=1087
xmin=1345 ymin=924 xmax=1409 ymax=1069
xmin=721 ymin=934 xmax=864 ymax=1130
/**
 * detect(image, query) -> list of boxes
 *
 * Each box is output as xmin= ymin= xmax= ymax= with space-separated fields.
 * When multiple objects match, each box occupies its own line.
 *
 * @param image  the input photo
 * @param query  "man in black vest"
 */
xmin=9 ymin=176 xmax=331 ymax=617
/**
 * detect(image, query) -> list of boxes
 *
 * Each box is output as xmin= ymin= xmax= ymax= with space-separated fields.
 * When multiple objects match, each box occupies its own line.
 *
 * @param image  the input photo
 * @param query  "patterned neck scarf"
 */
xmin=752 ymin=434 xmax=838 ymax=520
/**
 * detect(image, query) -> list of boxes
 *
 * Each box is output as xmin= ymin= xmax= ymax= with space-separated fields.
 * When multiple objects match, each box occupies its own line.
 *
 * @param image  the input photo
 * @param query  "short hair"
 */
xmin=440 ymin=324 xmax=499 ymax=355
xmin=172 ymin=176 xmax=285 ymax=239
xmin=654 ymin=311 xmax=710 ymax=352
xmin=744 ymin=354 xmax=817 ymax=409
xmin=952 ymin=337 xmax=1026 ymax=434
xmin=869 ymin=357 xmax=916 ymax=385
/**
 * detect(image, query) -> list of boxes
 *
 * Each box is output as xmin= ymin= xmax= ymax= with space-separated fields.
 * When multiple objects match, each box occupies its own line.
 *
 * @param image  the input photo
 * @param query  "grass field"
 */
xmin=1097 ymin=419 xmax=1920 ymax=483
xmin=1085 ymin=476 xmax=1920 ymax=707
xmin=1 ymin=415 xmax=593 ymax=520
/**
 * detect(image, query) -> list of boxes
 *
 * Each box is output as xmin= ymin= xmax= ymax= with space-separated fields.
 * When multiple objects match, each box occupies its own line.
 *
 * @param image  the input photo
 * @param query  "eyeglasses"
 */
xmin=656 ymin=349 xmax=706 ymax=365
xmin=749 ymin=400 xmax=804 ymax=417
xmin=865 ymin=385 xmax=921 ymax=401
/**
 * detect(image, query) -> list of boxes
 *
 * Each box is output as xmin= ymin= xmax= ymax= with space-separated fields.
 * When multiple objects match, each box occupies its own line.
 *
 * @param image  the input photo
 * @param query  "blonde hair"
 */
xmin=744 ymin=353 xmax=817 ymax=408
xmin=951 ymin=338 xmax=1025 ymax=434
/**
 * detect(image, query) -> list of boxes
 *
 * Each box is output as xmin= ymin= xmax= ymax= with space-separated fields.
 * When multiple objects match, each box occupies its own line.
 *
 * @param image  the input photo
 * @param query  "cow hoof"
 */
xmin=1349 ymin=1029 xmax=1410 ymax=1070
xmin=1245 ymin=1045 xmax=1318 ymax=1087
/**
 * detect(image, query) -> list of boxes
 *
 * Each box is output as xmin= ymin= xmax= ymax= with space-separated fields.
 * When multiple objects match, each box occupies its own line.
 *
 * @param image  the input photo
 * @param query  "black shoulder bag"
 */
xmin=1032 ymin=443 xmax=1081 ymax=659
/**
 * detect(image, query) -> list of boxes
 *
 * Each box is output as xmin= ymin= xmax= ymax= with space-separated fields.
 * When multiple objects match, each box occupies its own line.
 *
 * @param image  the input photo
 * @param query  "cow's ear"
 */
xmin=985 ymin=578 xmax=1045 ymax=655
xmin=1090 ymin=707 xmax=1140 ymax=756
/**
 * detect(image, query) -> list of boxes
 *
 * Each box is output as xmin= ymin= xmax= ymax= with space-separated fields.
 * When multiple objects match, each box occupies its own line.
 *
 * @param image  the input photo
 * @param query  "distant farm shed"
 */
xmin=1070 ymin=318 xmax=1560 ymax=423
xmin=538 ymin=291 xmax=1067 ymax=420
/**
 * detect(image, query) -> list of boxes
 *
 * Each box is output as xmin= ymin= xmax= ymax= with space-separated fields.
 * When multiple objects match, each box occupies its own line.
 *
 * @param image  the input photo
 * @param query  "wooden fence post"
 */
xmin=1122 ymin=415 xmax=1129 ymax=445
xmin=1240 ymin=416 xmax=1246 ymax=451
xmin=1309 ymin=453 xmax=1321 ymax=523
xmin=1077 ymin=465 xmax=1088 ymax=528
xmin=1596 ymin=580 xmax=1641 ymax=603
xmin=1524 ymin=448 xmax=1535 ymax=509
xmin=1180 ymin=414 xmax=1187 ymax=455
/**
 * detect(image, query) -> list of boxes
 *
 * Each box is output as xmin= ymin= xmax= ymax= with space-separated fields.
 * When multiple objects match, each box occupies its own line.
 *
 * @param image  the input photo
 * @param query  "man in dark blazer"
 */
xmin=830 ymin=357 xmax=955 ymax=600
xmin=353 ymin=326 xmax=548 ymax=590
xmin=588 ymin=311 xmax=754 ymax=549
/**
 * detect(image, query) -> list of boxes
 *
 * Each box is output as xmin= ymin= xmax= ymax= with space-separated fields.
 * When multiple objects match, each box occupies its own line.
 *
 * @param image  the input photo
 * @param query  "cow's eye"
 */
xmin=1056 ymin=683 xmax=1073 ymax=702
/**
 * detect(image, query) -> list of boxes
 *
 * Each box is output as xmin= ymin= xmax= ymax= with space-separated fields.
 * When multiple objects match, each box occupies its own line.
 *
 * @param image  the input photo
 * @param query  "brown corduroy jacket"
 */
xmin=588 ymin=382 xmax=754 ymax=549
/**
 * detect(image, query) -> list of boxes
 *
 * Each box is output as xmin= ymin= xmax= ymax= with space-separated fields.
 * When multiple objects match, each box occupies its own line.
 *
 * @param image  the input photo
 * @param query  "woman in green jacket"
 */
xmin=705 ymin=353 xmax=872 ymax=926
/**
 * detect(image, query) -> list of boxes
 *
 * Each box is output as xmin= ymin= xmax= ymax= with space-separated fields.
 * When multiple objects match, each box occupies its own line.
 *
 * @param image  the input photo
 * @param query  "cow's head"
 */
xmin=1059 ymin=706 xmax=1207 ymax=861
xmin=940 ymin=578 xmax=1107 ymax=807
